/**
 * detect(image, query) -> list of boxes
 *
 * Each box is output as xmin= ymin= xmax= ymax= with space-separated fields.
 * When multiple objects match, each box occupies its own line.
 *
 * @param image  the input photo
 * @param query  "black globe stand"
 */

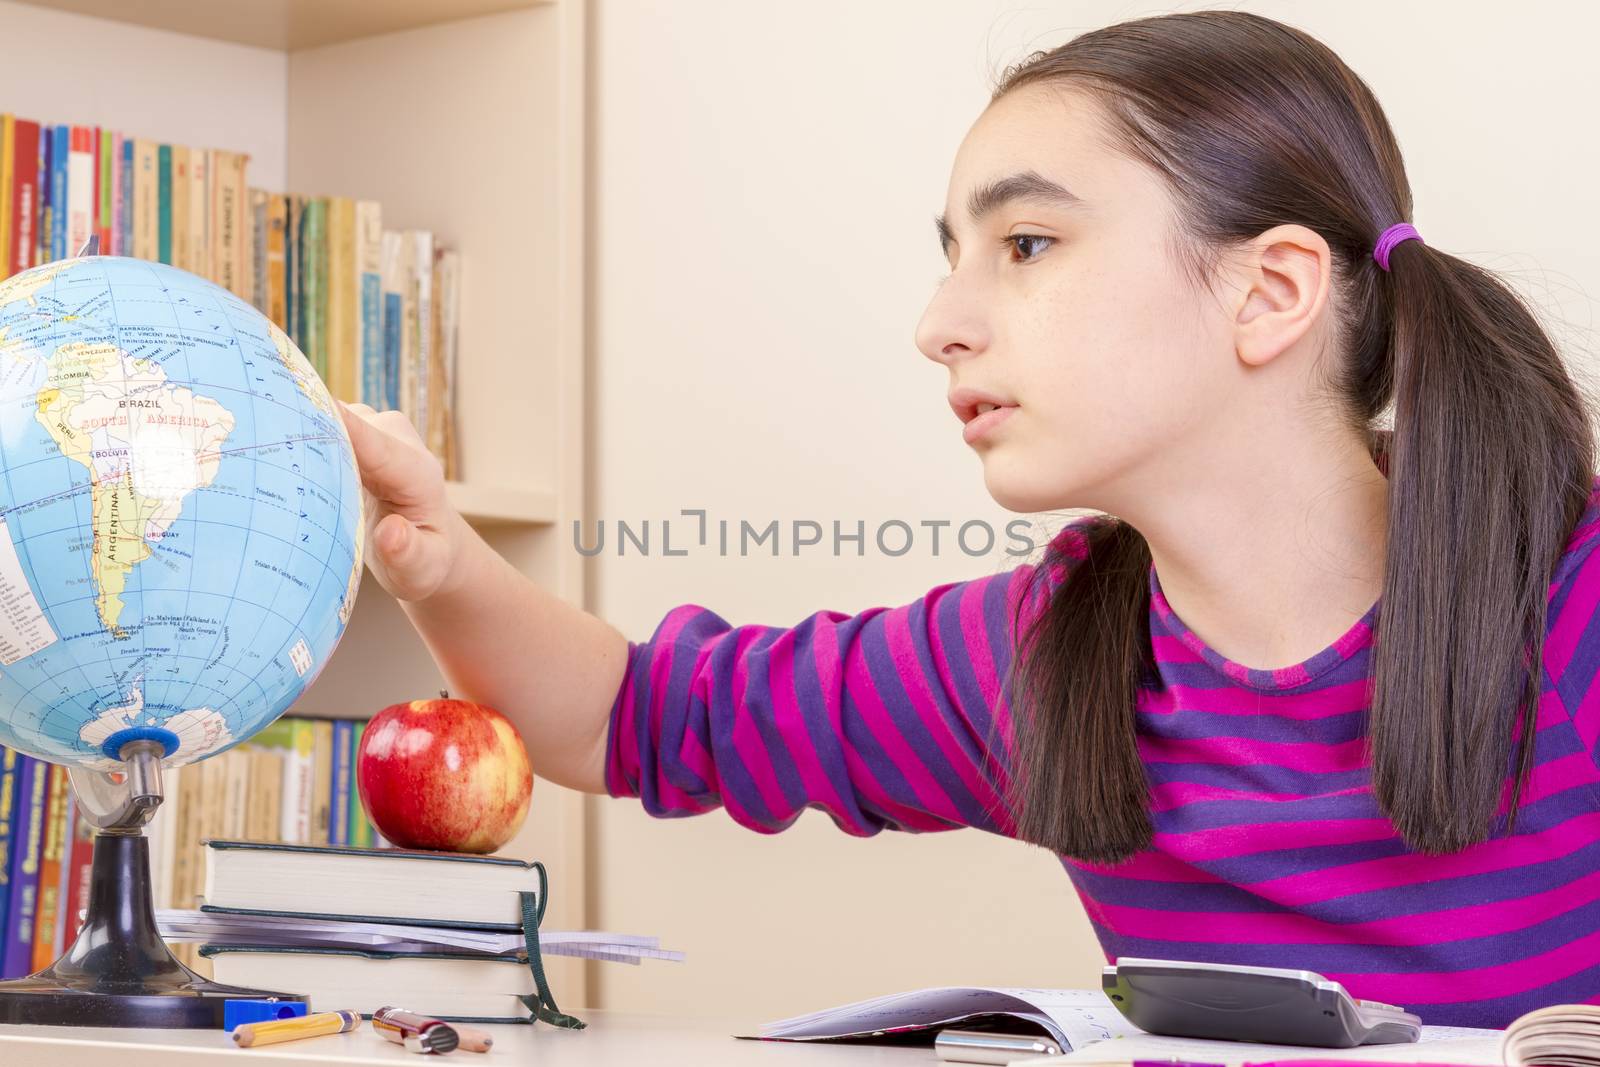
xmin=0 ymin=741 xmax=307 ymax=1027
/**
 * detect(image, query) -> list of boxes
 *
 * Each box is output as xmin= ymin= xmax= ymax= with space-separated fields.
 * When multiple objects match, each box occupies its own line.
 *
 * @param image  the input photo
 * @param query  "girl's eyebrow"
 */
xmin=935 ymin=170 xmax=1084 ymax=258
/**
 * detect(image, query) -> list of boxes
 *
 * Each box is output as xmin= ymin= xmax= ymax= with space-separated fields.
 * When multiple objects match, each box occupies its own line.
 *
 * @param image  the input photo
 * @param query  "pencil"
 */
xmin=232 ymin=1009 xmax=362 ymax=1048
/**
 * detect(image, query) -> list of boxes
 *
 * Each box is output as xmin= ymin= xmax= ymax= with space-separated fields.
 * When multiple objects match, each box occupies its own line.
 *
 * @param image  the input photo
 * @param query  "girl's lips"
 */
xmin=963 ymin=404 xmax=1017 ymax=444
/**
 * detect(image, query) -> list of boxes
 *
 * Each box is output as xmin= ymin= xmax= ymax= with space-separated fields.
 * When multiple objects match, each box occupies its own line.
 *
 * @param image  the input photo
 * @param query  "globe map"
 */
xmin=0 ymin=255 xmax=363 ymax=771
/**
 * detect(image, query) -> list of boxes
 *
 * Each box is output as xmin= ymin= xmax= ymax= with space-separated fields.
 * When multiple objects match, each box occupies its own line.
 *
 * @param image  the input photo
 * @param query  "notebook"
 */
xmin=741 ymin=986 xmax=1503 ymax=1061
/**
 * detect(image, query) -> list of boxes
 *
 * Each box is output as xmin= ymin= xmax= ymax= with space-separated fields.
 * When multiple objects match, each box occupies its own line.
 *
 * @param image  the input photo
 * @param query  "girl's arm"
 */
xmin=338 ymin=401 xmax=622 ymax=795
xmin=604 ymin=555 xmax=1062 ymax=837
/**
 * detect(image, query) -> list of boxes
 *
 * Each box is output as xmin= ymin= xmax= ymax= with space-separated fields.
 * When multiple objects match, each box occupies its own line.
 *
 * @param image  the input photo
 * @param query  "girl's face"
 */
xmin=916 ymin=85 xmax=1244 ymax=515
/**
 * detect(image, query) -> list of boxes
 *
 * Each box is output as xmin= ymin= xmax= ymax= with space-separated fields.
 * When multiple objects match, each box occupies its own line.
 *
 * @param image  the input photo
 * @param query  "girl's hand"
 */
xmin=336 ymin=400 xmax=466 ymax=603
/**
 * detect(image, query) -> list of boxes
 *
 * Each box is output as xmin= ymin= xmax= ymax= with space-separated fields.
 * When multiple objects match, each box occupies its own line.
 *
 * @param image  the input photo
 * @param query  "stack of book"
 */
xmin=0 ymin=113 xmax=461 ymax=474
xmin=151 ymin=840 xmax=683 ymax=1022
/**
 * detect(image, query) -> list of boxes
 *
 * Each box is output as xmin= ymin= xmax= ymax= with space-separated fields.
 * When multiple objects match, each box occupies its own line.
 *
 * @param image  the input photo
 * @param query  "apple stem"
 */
xmin=440 ymin=689 xmax=449 ymax=699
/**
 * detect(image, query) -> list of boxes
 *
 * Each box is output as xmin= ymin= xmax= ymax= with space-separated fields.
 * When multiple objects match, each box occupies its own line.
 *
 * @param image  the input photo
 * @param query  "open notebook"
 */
xmin=739 ymin=986 xmax=1505 ymax=1064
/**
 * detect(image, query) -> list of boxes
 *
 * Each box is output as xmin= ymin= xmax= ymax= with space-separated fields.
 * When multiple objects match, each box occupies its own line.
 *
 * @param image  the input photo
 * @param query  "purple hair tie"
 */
xmin=1373 ymin=222 xmax=1423 ymax=272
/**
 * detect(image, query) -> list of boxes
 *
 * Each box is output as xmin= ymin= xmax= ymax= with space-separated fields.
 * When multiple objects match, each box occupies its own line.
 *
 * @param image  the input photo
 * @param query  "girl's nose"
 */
xmin=915 ymin=272 xmax=990 ymax=366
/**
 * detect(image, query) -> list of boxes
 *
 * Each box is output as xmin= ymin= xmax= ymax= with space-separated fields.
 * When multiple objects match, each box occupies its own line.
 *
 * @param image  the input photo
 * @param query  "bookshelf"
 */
xmin=2 ymin=0 xmax=592 ymax=1003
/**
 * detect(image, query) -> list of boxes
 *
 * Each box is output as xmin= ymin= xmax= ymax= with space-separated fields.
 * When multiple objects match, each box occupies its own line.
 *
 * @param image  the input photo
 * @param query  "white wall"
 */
xmin=0 ymin=0 xmax=287 ymax=191
xmin=587 ymin=0 xmax=1600 ymax=1019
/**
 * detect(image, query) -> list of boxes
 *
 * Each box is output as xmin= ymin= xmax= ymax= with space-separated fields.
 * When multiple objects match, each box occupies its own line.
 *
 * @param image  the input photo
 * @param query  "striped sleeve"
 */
xmin=1548 ymin=494 xmax=1600 ymax=764
xmin=602 ymin=537 xmax=1082 ymax=837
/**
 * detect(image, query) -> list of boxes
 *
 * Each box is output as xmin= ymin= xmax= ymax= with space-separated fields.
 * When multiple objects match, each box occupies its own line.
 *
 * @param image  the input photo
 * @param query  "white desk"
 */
xmin=0 ymin=1009 xmax=940 ymax=1066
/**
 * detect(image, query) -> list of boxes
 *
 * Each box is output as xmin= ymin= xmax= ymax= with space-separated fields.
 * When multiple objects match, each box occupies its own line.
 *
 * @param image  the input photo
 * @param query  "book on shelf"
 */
xmin=0 ymin=108 xmax=461 ymax=474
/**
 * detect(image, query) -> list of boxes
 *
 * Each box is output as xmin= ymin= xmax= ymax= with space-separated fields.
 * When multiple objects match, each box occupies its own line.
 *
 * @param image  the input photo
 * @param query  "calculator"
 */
xmin=1101 ymin=958 xmax=1424 ymax=1048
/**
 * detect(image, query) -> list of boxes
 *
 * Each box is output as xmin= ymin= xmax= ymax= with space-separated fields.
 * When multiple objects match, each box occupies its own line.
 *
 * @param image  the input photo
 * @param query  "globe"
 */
xmin=0 ymin=255 xmax=364 ymax=771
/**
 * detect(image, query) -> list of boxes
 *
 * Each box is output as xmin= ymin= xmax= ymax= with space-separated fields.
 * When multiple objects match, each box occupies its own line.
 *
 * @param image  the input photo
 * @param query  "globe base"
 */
xmin=0 ymin=831 xmax=307 ymax=1028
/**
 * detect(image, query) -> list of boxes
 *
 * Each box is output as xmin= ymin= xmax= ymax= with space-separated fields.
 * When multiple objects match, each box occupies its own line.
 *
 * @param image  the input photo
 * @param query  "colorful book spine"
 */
xmin=133 ymin=138 xmax=157 ymax=261
xmin=286 ymin=194 xmax=303 ymax=347
xmin=348 ymin=720 xmax=373 ymax=848
xmin=266 ymin=194 xmax=287 ymax=330
xmin=325 ymin=196 xmax=351 ymax=401
xmin=411 ymin=230 xmax=434 ymax=439
xmin=329 ymin=720 xmax=352 ymax=847
xmin=10 ymin=118 xmax=38 ymax=275
xmin=37 ymin=128 xmax=49 ymax=267
xmin=30 ymin=764 xmax=69 ymax=972
xmin=187 ymin=147 xmax=209 ymax=279
xmin=310 ymin=719 xmax=333 ymax=846
xmin=60 ymin=796 xmax=93 ymax=949
xmin=98 ymin=126 xmax=113 ymax=254
xmin=118 ymin=135 xmax=132 ymax=257
xmin=356 ymin=201 xmax=384 ymax=408
xmin=49 ymin=124 xmax=67 ymax=260
xmin=171 ymin=145 xmax=190 ymax=272
xmin=304 ymin=197 xmax=328 ymax=383
xmin=157 ymin=142 xmax=172 ymax=264
xmin=379 ymin=230 xmax=402 ymax=411
xmin=0 ymin=115 xmax=13 ymax=273
xmin=249 ymin=188 xmax=268 ymax=314
xmin=65 ymin=126 xmax=92 ymax=256
xmin=0 ymin=748 xmax=18 ymax=956
xmin=2 ymin=756 xmax=46 ymax=978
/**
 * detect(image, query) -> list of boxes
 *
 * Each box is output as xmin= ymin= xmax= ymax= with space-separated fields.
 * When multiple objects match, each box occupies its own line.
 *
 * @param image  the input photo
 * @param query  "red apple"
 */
xmin=357 ymin=691 xmax=533 ymax=853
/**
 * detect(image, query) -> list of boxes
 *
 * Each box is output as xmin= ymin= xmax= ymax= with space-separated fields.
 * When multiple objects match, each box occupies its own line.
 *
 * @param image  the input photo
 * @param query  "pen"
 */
xmin=936 ymin=1027 xmax=1064 ymax=1063
xmin=372 ymin=1005 xmax=461 ymax=1055
xmin=231 ymin=1009 xmax=361 ymax=1048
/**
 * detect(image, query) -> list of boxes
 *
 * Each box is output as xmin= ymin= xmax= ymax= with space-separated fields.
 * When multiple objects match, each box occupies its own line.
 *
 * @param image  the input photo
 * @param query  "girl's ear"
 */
xmin=1231 ymin=223 xmax=1332 ymax=369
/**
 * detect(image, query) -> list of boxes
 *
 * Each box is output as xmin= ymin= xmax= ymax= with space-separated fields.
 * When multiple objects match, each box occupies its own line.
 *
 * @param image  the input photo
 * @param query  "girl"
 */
xmin=337 ymin=10 xmax=1600 ymax=1028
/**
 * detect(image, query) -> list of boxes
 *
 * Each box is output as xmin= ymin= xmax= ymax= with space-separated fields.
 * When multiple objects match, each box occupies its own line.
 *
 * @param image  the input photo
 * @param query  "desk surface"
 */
xmin=0 ymin=1009 xmax=939 ymax=1066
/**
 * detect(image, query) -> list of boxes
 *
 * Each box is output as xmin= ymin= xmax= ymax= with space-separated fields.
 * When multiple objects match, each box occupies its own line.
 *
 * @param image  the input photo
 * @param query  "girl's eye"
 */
xmin=1004 ymin=234 xmax=1054 ymax=262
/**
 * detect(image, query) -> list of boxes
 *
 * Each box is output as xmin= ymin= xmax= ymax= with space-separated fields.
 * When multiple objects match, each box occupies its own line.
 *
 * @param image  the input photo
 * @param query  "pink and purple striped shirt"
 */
xmin=605 ymin=479 xmax=1600 ymax=1027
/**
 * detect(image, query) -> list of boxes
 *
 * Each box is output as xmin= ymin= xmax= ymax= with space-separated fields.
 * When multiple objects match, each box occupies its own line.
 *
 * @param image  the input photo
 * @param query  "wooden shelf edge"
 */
xmin=445 ymin=481 xmax=557 ymax=526
xmin=9 ymin=0 xmax=556 ymax=53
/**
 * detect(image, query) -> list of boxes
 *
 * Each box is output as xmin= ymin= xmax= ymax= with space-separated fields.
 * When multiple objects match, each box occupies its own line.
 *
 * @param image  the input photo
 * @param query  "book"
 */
xmin=747 ymin=986 xmax=1502 ymax=1062
xmin=132 ymin=137 xmax=156 ymax=261
xmin=0 ymin=115 xmax=12 ymax=269
xmin=410 ymin=229 xmax=434 ymax=439
xmin=60 ymin=791 xmax=94 ymax=946
xmin=186 ymin=146 xmax=209 ymax=277
xmin=29 ymin=763 xmax=69 ymax=972
xmin=202 ymin=840 xmax=551 ymax=930
xmin=0 ymin=748 xmax=19 ymax=955
xmin=49 ymin=124 xmax=66 ymax=260
xmin=326 ymin=195 xmax=356 ymax=402
xmin=2 ymin=755 xmax=46 ymax=977
xmin=429 ymin=247 xmax=459 ymax=476
xmin=355 ymin=200 xmax=383 ymax=408
xmin=97 ymin=126 xmax=112 ymax=255
xmin=155 ymin=140 xmax=171 ymax=263
xmin=1503 ymin=1004 xmax=1600 ymax=1066
xmin=10 ymin=117 xmax=38 ymax=274
xmin=329 ymin=719 xmax=352 ymax=847
xmin=201 ymin=944 xmax=543 ymax=1022
xmin=66 ymin=126 xmax=93 ymax=256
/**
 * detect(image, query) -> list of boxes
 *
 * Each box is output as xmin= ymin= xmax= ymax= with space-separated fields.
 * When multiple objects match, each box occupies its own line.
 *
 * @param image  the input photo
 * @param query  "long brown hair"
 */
xmin=997 ymin=10 xmax=1595 ymax=865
